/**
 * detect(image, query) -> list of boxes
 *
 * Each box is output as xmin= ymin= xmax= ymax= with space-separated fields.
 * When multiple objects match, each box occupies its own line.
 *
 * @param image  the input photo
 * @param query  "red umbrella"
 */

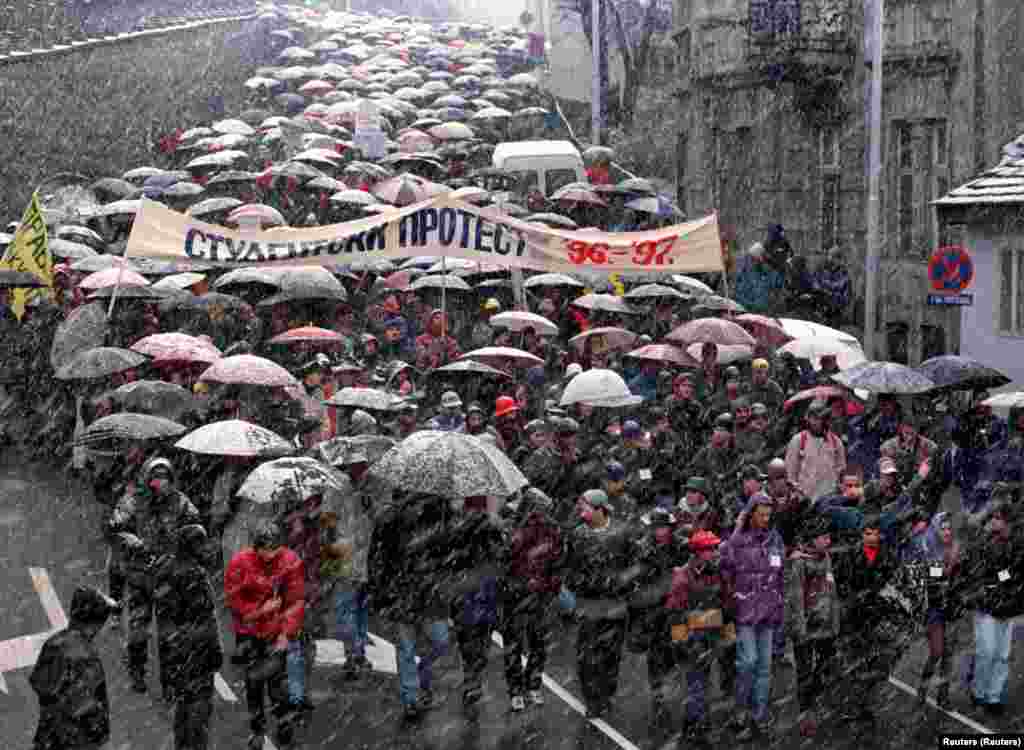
xmin=783 ymin=385 xmax=861 ymax=413
xmin=268 ymin=326 xmax=345 ymax=345
xmin=734 ymin=314 xmax=793 ymax=347
xmin=625 ymin=344 xmax=700 ymax=367
xmin=131 ymin=333 xmax=222 ymax=366
xmin=666 ymin=317 xmax=757 ymax=348
xmin=199 ymin=354 xmax=298 ymax=387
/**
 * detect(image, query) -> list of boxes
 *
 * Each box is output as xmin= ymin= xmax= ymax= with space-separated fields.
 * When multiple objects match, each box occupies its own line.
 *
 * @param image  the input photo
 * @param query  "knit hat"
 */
xmin=70 ymin=586 xmax=119 ymax=625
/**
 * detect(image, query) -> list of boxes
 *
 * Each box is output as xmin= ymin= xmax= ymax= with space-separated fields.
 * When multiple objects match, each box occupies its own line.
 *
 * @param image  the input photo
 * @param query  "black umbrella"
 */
xmin=108 ymin=380 xmax=199 ymax=421
xmin=74 ymin=412 xmax=187 ymax=447
xmin=917 ymin=355 xmax=1011 ymax=391
xmin=50 ymin=303 xmax=110 ymax=369
xmin=54 ymin=347 xmax=148 ymax=381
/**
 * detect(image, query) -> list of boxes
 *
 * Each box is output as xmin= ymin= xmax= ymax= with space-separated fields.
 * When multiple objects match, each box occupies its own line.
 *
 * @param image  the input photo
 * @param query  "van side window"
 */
xmin=546 ymin=169 xmax=578 ymax=195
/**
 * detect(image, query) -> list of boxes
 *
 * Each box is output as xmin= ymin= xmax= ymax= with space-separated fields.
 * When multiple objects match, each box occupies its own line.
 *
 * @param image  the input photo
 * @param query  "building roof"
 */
xmin=934 ymin=136 xmax=1024 ymax=206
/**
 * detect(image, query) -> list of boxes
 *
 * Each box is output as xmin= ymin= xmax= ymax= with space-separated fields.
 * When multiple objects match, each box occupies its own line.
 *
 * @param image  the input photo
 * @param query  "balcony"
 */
xmin=746 ymin=0 xmax=855 ymax=75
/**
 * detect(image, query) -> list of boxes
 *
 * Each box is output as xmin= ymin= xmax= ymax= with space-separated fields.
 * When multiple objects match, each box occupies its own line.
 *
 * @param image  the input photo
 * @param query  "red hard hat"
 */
xmin=689 ymin=530 xmax=722 ymax=551
xmin=494 ymin=396 xmax=519 ymax=419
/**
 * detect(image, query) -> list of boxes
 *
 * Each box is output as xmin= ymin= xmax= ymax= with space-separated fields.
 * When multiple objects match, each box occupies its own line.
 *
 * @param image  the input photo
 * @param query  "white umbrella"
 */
xmin=777 ymin=318 xmax=863 ymax=349
xmin=778 ymin=338 xmax=866 ymax=371
xmin=237 ymin=456 xmax=348 ymax=506
xmin=686 ymin=343 xmax=754 ymax=365
xmin=559 ymin=368 xmax=643 ymax=408
xmin=489 ymin=311 xmax=558 ymax=336
xmin=461 ymin=346 xmax=544 ymax=368
xmin=152 ymin=273 xmax=206 ymax=292
xmin=523 ymin=273 xmax=585 ymax=289
xmin=175 ymin=419 xmax=294 ymax=458
xmin=670 ymin=274 xmax=714 ymax=296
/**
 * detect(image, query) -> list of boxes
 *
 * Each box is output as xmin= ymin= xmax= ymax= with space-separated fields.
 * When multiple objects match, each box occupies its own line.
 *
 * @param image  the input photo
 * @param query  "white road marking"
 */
xmin=315 ymin=632 xmax=399 ymax=673
xmin=29 ymin=567 xmax=68 ymax=630
xmin=211 ymin=672 xmax=277 ymax=750
xmin=0 ymin=568 xmax=68 ymax=692
xmin=490 ymin=631 xmax=642 ymax=750
xmin=887 ymin=675 xmax=994 ymax=734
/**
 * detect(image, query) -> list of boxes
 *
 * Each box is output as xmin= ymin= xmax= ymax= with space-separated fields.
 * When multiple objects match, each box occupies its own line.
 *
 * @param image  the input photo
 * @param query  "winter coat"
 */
xmin=368 ymin=493 xmax=461 ymax=623
xmin=507 ymin=510 xmax=564 ymax=594
xmin=770 ymin=487 xmax=813 ymax=552
xmin=674 ymin=499 xmax=726 ymax=540
xmin=784 ymin=550 xmax=840 ymax=642
xmin=832 ymin=542 xmax=905 ymax=633
xmin=959 ymin=526 xmax=1024 ymax=619
xmin=448 ymin=508 xmax=507 ymax=627
xmin=224 ymin=546 xmax=305 ymax=640
xmin=785 ymin=429 xmax=846 ymax=500
xmin=29 ymin=627 xmax=109 ymax=750
xmin=284 ymin=500 xmax=324 ymax=617
xmin=107 ymin=477 xmax=201 ymax=582
xmin=734 ymin=263 xmax=784 ymax=315
xmin=746 ymin=378 xmax=786 ymax=414
xmin=153 ymin=556 xmax=224 ymax=690
xmin=565 ymin=520 xmax=636 ymax=621
xmin=627 ymin=530 xmax=691 ymax=651
xmin=720 ymin=509 xmax=786 ymax=626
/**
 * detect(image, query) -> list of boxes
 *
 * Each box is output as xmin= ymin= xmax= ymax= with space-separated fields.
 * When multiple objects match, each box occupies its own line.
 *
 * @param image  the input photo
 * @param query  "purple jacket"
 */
xmin=720 ymin=525 xmax=786 ymax=626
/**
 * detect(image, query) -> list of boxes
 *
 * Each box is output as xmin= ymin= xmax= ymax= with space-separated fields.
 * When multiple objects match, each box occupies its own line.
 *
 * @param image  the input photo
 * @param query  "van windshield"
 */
xmin=546 ymin=169 xmax=578 ymax=195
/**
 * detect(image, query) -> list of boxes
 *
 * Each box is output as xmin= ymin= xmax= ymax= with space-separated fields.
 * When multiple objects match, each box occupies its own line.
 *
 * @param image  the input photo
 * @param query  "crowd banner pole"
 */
xmin=511 ymin=267 xmax=525 ymax=310
xmin=106 ymin=259 xmax=126 ymax=320
xmin=441 ymin=254 xmax=447 ymax=339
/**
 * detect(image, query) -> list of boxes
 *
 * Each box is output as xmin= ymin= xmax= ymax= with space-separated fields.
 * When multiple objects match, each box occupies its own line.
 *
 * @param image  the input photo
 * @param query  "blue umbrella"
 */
xmin=141 ymin=173 xmax=179 ymax=199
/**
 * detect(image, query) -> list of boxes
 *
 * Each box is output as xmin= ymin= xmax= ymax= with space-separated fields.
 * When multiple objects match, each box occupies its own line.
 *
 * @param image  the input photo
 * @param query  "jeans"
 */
xmin=736 ymin=624 xmax=775 ymax=723
xmin=286 ymin=634 xmax=315 ymax=705
xmin=973 ymin=612 xmax=1012 ymax=705
xmin=397 ymin=620 xmax=449 ymax=708
xmin=334 ymin=586 xmax=369 ymax=661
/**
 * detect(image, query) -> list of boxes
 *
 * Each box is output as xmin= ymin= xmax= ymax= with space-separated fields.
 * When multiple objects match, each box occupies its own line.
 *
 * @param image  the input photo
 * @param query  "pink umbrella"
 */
xmin=625 ymin=344 xmax=700 ymax=367
xmin=397 ymin=129 xmax=436 ymax=152
xmin=268 ymin=326 xmax=345 ymax=345
xmin=666 ymin=317 xmax=757 ymax=348
xmin=199 ymin=354 xmax=299 ymax=387
xmin=734 ymin=314 xmax=793 ymax=347
xmin=299 ymin=79 xmax=336 ymax=95
xmin=226 ymin=203 xmax=286 ymax=228
xmin=78 ymin=267 xmax=150 ymax=290
xmin=131 ymin=332 xmax=222 ymax=365
xmin=569 ymin=327 xmax=639 ymax=354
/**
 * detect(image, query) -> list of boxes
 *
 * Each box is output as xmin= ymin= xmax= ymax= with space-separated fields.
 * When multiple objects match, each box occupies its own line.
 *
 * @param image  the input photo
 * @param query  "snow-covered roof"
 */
xmin=934 ymin=136 xmax=1024 ymax=206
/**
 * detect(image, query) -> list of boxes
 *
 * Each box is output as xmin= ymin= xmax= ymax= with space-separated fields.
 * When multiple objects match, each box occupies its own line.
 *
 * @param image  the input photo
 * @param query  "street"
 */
xmin=1 ymin=450 xmax=1023 ymax=750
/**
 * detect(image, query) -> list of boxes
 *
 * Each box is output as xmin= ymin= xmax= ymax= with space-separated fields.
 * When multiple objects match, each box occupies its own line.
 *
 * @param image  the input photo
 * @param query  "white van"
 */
xmin=492 ymin=140 xmax=587 ymax=197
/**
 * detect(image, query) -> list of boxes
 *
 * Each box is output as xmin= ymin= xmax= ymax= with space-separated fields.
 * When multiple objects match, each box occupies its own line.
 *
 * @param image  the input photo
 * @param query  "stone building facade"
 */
xmin=672 ymin=0 xmax=1024 ymax=363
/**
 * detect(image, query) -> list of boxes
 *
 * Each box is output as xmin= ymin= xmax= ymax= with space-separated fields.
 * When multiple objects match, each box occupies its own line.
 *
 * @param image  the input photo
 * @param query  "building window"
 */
xmin=931 ymin=120 xmax=950 ymax=249
xmin=998 ymin=246 xmax=1024 ymax=336
xmin=932 ymin=120 xmax=947 ymax=166
xmin=821 ymin=174 xmax=840 ymax=250
xmin=750 ymin=0 xmax=801 ymax=35
xmin=894 ymin=121 xmax=914 ymax=254
xmin=898 ymin=122 xmax=913 ymax=169
xmin=820 ymin=125 xmax=840 ymax=168
xmin=899 ymin=173 xmax=914 ymax=254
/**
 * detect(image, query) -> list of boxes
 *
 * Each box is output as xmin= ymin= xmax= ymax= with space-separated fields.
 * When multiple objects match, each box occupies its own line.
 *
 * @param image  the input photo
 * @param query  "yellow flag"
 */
xmin=0 ymin=192 xmax=53 ymax=320
xmin=609 ymin=272 xmax=626 ymax=296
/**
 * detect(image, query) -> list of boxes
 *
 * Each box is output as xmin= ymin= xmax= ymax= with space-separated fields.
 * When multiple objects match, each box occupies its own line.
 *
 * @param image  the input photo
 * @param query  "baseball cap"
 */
xmin=483 ymin=298 xmax=500 ymax=311
xmin=441 ymin=391 xmax=462 ymax=409
xmin=582 ymin=488 xmax=612 ymax=510
xmin=752 ymin=358 xmax=769 ymax=370
xmin=605 ymin=461 xmax=626 ymax=481
xmin=622 ymin=420 xmax=641 ymax=439
xmin=879 ymin=457 xmax=899 ymax=475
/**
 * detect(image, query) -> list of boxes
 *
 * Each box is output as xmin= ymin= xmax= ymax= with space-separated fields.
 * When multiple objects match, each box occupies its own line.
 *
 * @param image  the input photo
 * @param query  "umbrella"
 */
xmin=778 ymin=338 xmax=865 ymax=371
xmin=670 ymin=274 xmax=714 ymax=296
xmin=982 ymin=392 xmax=1024 ymax=411
xmin=258 ymin=267 xmax=348 ymax=306
xmin=625 ymin=195 xmax=682 ymax=218
xmin=212 ymin=267 xmax=284 ymax=291
xmin=409 ymin=274 xmax=471 ymax=292
xmin=330 ymin=189 xmax=377 ymax=206
xmin=152 ymin=272 xmax=206 ymax=292
xmin=734 ymin=314 xmax=794 ymax=347
xmin=432 ymin=360 xmax=512 ymax=380
xmin=187 ymin=197 xmax=244 ymax=218
xmin=559 ymin=368 xmax=643 ymax=408
xmin=569 ymin=327 xmax=639 ymax=354
xmin=91 ymin=177 xmax=137 ymax=201
xmin=691 ymin=295 xmax=746 ymax=315
xmin=489 ymin=311 xmax=558 ymax=336
xmin=618 ymin=177 xmax=656 ymax=195
xmin=109 ymin=380 xmax=197 ymax=421
xmin=70 ymin=256 xmax=136 ymax=274
xmin=78 ymin=267 xmax=150 ymax=291
xmin=368 ymin=430 xmax=527 ymax=499
xmin=0 ymin=270 xmax=46 ymax=288
xmin=526 ymin=213 xmax=577 ymax=229
xmin=461 ymin=346 xmax=544 ymax=369
xmin=553 ymin=186 xmax=606 ymax=206
xmin=268 ymin=326 xmax=345 ymax=345
xmin=54 ymin=347 xmax=148 ymax=381
xmin=583 ymin=145 xmax=614 ymax=163
xmin=87 ymin=286 xmax=167 ymax=302
xmin=623 ymin=284 xmax=686 ymax=302
xmin=571 ymin=294 xmax=639 ymax=316
xmin=776 ymin=318 xmax=862 ymax=348
xmin=429 ymin=122 xmax=475 ymax=140
xmin=237 ymin=456 xmax=348 ymax=506
xmin=916 ymin=355 xmax=1011 ymax=391
xmin=226 ymin=204 xmax=286 ymax=228
xmin=75 ymin=413 xmax=187 ymax=447
xmin=307 ymin=176 xmax=347 ymax=193
xmin=131 ymin=333 xmax=222 ymax=366
xmin=324 ymin=387 xmax=402 ymax=412
xmin=783 ymin=385 xmax=861 ymax=413
xmin=625 ymin=344 xmax=700 ymax=367
xmin=175 ymin=419 xmax=294 ymax=458
xmin=523 ymin=273 xmax=584 ymax=290
xmin=315 ymin=435 xmax=397 ymax=467
xmin=199 ymin=355 xmax=299 ymax=387
xmin=831 ymin=361 xmax=936 ymax=395
xmin=50 ymin=303 xmax=110 ymax=369
xmin=666 ymin=317 xmax=757 ymax=347
xmin=56 ymin=225 xmax=105 ymax=250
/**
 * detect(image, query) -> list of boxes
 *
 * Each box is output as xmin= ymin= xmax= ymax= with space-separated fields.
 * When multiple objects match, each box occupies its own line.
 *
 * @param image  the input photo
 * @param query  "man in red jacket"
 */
xmin=225 ymin=521 xmax=305 ymax=750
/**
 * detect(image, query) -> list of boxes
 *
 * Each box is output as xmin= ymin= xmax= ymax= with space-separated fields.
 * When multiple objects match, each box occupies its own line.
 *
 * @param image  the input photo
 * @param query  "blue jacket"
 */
xmin=734 ymin=264 xmax=784 ymax=314
xmin=628 ymin=372 xmax=658 ymax=401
